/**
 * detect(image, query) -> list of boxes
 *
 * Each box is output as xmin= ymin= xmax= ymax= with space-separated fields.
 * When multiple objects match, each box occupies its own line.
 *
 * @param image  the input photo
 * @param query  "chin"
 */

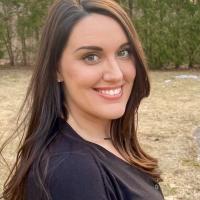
xmin=101 ymin=107 xmax=126 ymax=120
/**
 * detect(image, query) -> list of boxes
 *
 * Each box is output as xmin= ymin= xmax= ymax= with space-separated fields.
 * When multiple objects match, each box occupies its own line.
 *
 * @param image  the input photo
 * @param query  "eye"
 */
xmin=83 ymin=54 xmax=100 ymax=64
xmin=118 ymin=48 xmax=131 ymax=58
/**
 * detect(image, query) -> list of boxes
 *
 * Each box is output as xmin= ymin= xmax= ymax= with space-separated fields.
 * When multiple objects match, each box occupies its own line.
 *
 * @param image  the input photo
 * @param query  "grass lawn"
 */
xmin=0 ymin=67 xmax=200 ymax=200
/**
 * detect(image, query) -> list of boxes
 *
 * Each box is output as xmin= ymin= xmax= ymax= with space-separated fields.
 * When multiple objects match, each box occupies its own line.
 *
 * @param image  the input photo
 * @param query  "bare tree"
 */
xmin=0 ymin=1 xmax=19 ymax=66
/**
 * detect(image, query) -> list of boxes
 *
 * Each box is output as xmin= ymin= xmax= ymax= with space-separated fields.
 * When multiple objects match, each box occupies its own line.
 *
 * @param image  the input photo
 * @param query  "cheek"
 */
xmin=124 ymin=63 xmax=136 ymax=82
xmin=61 ymin=63 xmax=102 ymax=89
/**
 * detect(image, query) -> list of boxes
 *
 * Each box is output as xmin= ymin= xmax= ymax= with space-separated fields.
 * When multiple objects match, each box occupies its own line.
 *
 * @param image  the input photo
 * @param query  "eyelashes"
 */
xmin=117 ymin=47 xmax=132 ymax=58
xmin=82 ymin=54 xmax=99 ymax=64
xmin=81 ymin=47 xmax=133 ymax=65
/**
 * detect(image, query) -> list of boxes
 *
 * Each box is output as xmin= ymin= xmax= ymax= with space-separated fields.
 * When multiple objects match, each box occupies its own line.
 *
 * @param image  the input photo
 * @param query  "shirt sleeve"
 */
xmin=47 ymin=152 xmax=109 ymax=200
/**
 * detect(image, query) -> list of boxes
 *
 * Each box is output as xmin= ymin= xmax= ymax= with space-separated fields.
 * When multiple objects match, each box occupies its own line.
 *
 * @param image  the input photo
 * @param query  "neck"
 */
xmin=67 ymin=110 xmax=111 ymax=143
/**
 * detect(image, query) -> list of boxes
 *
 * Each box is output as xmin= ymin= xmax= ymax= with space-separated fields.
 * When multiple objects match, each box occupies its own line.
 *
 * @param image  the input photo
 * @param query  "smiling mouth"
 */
xmin=93 ymin=86 xmax=123 ymax=97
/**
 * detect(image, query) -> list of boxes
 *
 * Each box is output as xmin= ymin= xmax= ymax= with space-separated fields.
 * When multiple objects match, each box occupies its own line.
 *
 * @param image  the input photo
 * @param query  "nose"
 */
xmin=103 ymin=58 xmax=123 ymax=82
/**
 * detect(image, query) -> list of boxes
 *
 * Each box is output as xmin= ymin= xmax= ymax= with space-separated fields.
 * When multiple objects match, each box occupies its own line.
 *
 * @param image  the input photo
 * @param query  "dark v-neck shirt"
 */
xmin=26 ymin=118 xmax=165 ymax=200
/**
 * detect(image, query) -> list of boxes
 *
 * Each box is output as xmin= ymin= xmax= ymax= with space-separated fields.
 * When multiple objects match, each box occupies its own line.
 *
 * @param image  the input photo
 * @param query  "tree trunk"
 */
xmin=175 ymin=63 xmax=180 ymax=69
xmin=7 ymin=31 xmax=15 ymax=66
xmin=128 ymin=0 xmax=133 ymax=18
xmin=2 ymin=4 xmax=15 ymax=66
xmin=4 ymin=30 xmax=15 ymax=66
xmin=188 ymin=54 xmax=194 ymax=69
xmin=21 ymin=34 xmax=27 ymax=66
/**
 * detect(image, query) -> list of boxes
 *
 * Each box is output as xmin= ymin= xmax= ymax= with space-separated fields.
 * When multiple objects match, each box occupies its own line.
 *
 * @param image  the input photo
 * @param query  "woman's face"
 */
xmin=58 ymin=13 xmax=136 ymax=121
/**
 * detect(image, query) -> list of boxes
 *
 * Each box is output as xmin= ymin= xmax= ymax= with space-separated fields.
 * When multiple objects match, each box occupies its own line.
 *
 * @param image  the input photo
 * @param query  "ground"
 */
xmin=0 ymin=67 xmax=200 ymax=200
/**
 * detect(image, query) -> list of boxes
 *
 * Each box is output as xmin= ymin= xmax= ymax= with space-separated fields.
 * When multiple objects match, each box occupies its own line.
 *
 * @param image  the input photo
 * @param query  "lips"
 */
xmin=93 ymin=86 xmax=123 ymax=98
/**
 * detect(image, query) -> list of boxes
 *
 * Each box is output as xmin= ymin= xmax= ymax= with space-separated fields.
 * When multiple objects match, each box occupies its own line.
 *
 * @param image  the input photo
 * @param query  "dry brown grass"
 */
xmin=0 ymin=67 xmax=200 ymax=200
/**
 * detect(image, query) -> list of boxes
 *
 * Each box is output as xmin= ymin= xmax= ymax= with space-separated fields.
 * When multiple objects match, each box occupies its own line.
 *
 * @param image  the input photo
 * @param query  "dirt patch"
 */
xmin=138 ymin=71 xmax=200 ymax=200
xmin=0 ymin=68 xmax=200 ymax=199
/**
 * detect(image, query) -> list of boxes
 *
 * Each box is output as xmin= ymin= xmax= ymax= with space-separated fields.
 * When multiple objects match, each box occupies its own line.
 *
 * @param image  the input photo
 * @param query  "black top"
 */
xmin=26 ymin=118 xmax=165 ymax=200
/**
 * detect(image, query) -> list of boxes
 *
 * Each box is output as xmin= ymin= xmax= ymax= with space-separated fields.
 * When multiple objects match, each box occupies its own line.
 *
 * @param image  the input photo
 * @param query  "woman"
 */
xmin=1 ymin=0 xmax=164 ymax=199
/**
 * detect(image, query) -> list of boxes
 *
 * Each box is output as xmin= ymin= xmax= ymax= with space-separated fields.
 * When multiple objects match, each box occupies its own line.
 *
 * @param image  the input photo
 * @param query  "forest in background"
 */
xmin=0 ymin=0 xmax=200 ymax=69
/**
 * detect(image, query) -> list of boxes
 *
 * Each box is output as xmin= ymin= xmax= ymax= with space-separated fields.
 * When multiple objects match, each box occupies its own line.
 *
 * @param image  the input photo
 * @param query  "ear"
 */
xmin=56 ymin=71 xmax=64 ymax=82
xmin=56 ymin=63 xmax=64 ymax=83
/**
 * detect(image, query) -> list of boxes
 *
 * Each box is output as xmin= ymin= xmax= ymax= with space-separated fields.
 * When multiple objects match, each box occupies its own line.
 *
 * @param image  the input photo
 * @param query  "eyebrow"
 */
xmin=73 ymin=42 xmax=130 ymax=53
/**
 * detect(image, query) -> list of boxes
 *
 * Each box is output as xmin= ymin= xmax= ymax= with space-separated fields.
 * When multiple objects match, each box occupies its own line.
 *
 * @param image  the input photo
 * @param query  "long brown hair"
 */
xmin=0 ymin=0 xmax=162 ymax=199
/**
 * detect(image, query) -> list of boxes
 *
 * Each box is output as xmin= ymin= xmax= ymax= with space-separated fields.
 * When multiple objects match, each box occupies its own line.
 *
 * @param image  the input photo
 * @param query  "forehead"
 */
xmin=67 ymin=13 xmax=128 ymax=49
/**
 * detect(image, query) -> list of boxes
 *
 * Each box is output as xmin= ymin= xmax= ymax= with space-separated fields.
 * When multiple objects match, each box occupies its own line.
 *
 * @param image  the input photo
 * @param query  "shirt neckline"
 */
xmin=59 ymin=117 xmax=132 ymax=167
xmin=58 ymin=117 xmax=159 ymax=184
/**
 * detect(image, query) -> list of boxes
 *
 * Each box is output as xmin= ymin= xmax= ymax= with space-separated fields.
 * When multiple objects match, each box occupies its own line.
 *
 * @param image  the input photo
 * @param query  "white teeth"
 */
xmin=97 ymin=88 xmax=122 ymax=96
